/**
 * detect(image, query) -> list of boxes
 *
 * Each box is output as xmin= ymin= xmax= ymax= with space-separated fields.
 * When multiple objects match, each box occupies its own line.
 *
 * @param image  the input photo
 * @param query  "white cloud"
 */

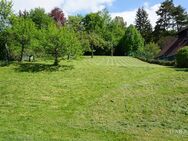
xmin=12 ymin=0 xmax=160 ymax=26
xmin=12 ymin=0 xmax=63 ymax=13
xmin=12 ymin=0 xmax=114 ymax=14
xmin=62 ymin=0 xmax=114 ymax=14
xmin=111 ymin=3 xmax=160 ymax=27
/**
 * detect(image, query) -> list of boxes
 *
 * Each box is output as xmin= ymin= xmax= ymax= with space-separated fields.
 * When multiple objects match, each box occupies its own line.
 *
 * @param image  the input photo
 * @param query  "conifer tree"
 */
xmin=135 ymin=7 xmax=152 ymax=43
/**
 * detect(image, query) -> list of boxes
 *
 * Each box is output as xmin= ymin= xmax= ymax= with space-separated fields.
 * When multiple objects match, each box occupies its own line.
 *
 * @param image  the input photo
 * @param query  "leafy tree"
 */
xmin=60 ymin=27 xmax=83 ymax=60
xmin=0 ymin=0 xmax=13 ymax=62
xmin=0 ymin=0 xmax=12 ymax=31
xmin=83 ymin=9 xmax=125 ymax=56
xmin=67 ymin=15 xmax=84 ymax=31
xmin=10 ymin=16 xmax=36 ymax=61
xmin=82 ymin=12 xmax=105 ymax=57
xmin=135 ymin=7 xmax=152 ymax=43
xmin=29 ymin=8 xmax=53 ymax=29
xmin=42 ymin=24 xmax=62 ymax=65
xmin=50 ymin=7 xmax=66 ymax=27
xmin=43 ymin=23 xmax=83 ymax=65
xmin=122 ymin=25 xmax=144 ymax=56
xmin=67 ymin=15 xmax=90 ymax=53
xmin=110 ymin=16 xmax=126 ymax=56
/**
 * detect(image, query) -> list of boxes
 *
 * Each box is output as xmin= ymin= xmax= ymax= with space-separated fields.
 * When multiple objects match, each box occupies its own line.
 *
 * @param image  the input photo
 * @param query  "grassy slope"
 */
xmin=0 ymin=56 xmax=188 ymax=141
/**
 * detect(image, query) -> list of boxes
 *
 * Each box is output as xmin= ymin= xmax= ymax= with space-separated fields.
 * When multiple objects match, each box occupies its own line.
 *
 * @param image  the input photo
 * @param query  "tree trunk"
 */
xmin=20 ymin=43 xmax=24 ymax=62
xmin=67 ymin=53 xmax=70 ymax=60
xmin=5 ymin=43 xmax=9 ymax=63
xmin=54 ymin=48 xmax=59 ymax=66
xmin=111 ymin=47 xmax=114 ymax=56
xmin=91 ymin=45 xmax=94 ymax=58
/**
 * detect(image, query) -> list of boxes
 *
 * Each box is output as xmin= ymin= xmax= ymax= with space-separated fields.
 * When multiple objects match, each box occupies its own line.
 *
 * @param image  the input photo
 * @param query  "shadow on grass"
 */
xmin=15 ymin=63 xmax=74 ymax=73
xmin=0 ymin=61 xmax=14 ymax=67
xmin=174 ymin=68 xmax=188 ymax=72
xmin=166 ymin=66 xmax=188 ymax=72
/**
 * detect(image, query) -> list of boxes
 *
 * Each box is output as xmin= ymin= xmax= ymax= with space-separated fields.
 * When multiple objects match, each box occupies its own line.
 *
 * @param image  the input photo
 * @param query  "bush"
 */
xmin=136 ymin=56 xmax=175 ymax=66
xmin=176 ymin=46 xmax=188 ymax=68
xmin=136 ymin=42 xmax=161 ymax=60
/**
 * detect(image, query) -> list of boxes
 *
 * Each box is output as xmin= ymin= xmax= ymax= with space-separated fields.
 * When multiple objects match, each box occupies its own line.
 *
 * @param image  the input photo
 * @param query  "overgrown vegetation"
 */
xmin=176 ymin=46 xmax=188 ymax=68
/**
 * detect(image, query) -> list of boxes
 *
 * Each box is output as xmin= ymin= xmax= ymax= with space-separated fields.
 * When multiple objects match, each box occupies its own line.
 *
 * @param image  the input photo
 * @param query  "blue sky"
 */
xmin=12 ymin=0 xmax=188 ymax=26
xmin=108 ymin=0 xmax=188 ymax=12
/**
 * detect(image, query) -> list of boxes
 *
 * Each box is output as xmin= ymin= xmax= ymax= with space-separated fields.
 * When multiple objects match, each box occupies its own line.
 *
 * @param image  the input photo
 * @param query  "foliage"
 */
xmin=50 ymin=7 xmax=66 ymax=27
xmin=67 ymin=15 xmax=84 ymax=31
xmin=105 ymin=15 xmax=125 ymax=56
xmin=137 ymin=56 xmax=175 ymax=66
xmin=172 ymin=5 xmax=188 ymax=30
xmin=122 ymin=25 xmax=144 ymax=56
xmin=0 ymin=0 xmax=12 ymax=31
xmin=67 ymin=15 xmax=90 ymax=53
xmin=60 ymin=26 xmax=83 ymax=60
xmin=1 ymin=1 xmax=187 ymax=61
xmin=154 ymin=0 xmax=188 ymax=42
xmin=0 ymin=0 xmax=13 ymax=61
xmin=135 ymin=7 xmax=153 ymax=43
xmin=42 ymin=24 xmax=63 ymax=65
xmin=29 ymin=8 xmax=53 ymax=29
xmin=9 ymin=16 xmax=36 ymax=61
xmin=82 ymin=12 xmax=105 ymax=56
xmin=176 ymin=46 xmax=188 ymax=68
xmin=82 ymin=10 xmax=125 ymax=56
xmin=137 ymin=42 xmax=161 ymax=59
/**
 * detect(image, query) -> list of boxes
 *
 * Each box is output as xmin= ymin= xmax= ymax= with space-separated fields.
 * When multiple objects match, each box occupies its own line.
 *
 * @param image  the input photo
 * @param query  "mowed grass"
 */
xmin=0 ymin=56 xmax=188 ymax=141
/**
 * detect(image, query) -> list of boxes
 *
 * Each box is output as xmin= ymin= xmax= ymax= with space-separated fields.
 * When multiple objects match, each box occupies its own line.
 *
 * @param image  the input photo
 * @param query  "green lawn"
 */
xmin=0 ymin=56 xmax=188 ymax=141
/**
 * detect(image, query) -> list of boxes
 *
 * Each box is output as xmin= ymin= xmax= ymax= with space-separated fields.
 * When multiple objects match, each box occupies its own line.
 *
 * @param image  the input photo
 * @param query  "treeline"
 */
xmin=0 ymin=0 xmax=188 ymax=65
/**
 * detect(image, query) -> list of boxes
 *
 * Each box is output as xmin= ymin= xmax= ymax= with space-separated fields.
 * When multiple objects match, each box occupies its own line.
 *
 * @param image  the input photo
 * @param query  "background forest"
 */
xmin=0 ymin=0 xmax=188 ymax=65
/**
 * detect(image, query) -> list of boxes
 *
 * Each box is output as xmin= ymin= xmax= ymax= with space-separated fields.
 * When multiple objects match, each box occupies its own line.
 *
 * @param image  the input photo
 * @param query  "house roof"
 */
xmin=158 ymin=27 xmax=188 ymax=59
xmin=178 ymin=26 xmax=188 ymax=34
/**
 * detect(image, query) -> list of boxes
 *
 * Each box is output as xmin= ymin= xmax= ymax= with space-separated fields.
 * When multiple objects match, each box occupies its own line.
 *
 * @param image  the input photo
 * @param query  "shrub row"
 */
xmin=136 ymin=56 xmax=175 ymax=66
xmin=176 ymin=46 xmax=188 ymax=68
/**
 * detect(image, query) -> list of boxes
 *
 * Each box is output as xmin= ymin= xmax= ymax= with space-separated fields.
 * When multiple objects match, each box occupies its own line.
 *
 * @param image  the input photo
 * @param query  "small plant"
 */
xmin=176 ymin=46 xmax=188 ymax=68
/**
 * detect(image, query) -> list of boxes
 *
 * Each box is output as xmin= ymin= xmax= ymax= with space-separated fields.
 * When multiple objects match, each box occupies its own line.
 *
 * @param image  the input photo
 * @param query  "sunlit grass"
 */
xmin=0 ymin=56 xmax=188 ymax=141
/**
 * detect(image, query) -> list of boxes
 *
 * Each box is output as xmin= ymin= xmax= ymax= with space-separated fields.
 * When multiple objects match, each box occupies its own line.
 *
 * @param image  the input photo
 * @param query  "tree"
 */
xmin=154 ymin=0 xmax=175 ymax=41
xmin=42 ymin=24 xmax=62 ymax=65
xmin=82 ymin=12 xmax=105 ymax=57
xmin=60 ymin=27 xmax=83 ymax=60
xmin=137 ymin=42 xmax=161 ymax=59
xmin=135 ymin=7 xmax=152 ymax=43
xmin=0 ymin=0 xmax=13 ymax=62
xmin=29 ymin=8 xmax=53 ymax=29
xmin=154 ymin=0 xmax=188 ymax=42
xmin=50 ymin=7 xmax=66 ymax=27
xmin=0 ymin=0 xmax=12 ymax=31
xmin=67 ymin=15 xmax=90 ymax=53
xmin=171 ymin=5 xmax=188 ymax=31
xmin=10 ymin=16 xmax=36 ymax=61
xmin=155 ymin=0 xmax=174 ymax=31
xmin=83 ymin=9 xmax=125 ymax=56
xmin=122 ymin=25 xmax=144 ymax=56
xmin=106 ymin=16 xmax=125 ymax=56
xmin=67 ymin=15 xmax=84 ymax=31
